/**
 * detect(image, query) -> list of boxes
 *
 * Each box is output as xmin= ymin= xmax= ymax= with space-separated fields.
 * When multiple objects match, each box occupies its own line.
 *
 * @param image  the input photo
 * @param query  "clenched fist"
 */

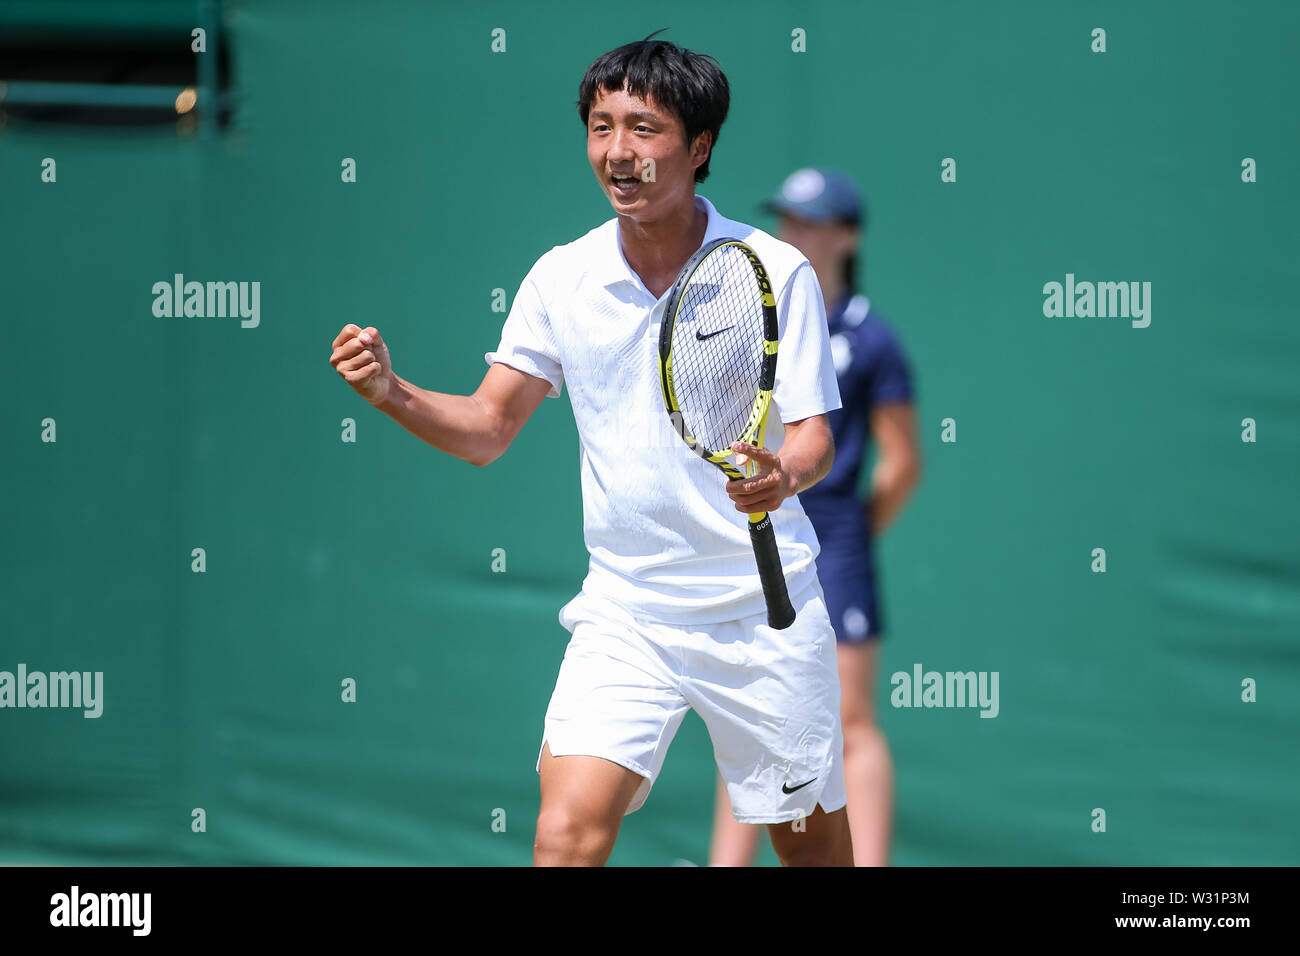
xmin=330 ymin=324 xmax=394 ymax=406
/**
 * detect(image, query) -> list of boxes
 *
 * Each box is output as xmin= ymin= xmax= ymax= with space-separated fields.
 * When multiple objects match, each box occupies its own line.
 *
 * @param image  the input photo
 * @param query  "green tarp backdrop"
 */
xmin=2 ymin=0 xmax=1297 ymax=865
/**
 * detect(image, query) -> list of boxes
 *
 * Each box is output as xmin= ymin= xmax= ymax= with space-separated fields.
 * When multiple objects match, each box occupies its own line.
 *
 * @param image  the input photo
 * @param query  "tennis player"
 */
xmin=330 ymin=37 xmax=853 ymax=866
xmin=709 ymin=169 xmax=921 ymax=866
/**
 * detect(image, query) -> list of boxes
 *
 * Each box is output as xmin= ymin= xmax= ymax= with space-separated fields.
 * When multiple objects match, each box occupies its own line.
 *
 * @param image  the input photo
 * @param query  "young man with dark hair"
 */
xmin=330 ymin=37 xmax=853 ymax=866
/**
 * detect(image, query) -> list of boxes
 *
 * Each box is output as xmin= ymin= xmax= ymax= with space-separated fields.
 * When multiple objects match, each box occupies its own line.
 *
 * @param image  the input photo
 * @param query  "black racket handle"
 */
xmin=748 ymin=513 xmax=796 ymax=629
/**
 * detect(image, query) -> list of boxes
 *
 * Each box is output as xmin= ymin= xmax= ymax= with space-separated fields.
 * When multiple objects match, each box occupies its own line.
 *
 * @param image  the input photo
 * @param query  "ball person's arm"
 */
xmin=329 ymin=324 xmax=551 ymax=467
xmin=864 ymin=401 xmax=921 ymax=532
xmin=726 ymin=414 xmax=834 ymax=514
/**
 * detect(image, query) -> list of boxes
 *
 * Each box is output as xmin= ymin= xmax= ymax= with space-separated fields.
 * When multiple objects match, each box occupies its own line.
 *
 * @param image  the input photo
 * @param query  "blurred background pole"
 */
xmin=196 ymin=0 xmax=218 ymax=139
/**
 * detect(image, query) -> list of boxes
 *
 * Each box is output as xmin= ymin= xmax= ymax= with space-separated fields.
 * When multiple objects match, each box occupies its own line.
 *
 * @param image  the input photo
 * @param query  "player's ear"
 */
xmin=689 ymin=130 xmax=712 ymax=171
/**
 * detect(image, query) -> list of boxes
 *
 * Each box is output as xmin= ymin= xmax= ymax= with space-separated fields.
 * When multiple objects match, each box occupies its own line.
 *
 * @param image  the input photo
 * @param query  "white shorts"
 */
xmin=536 ymin=581 xmax=847 ymax=825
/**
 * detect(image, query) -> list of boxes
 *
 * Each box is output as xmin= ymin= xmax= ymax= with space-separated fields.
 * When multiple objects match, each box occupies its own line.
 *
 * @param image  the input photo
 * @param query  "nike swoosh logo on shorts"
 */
xmin=782 ymin=778 xmax=816 ymax=794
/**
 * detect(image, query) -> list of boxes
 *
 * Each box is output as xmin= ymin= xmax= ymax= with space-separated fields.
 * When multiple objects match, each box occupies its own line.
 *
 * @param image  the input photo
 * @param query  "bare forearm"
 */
xmin=723 ymin=416 xmax=833 ymax=515
xmin=868 ymin=458 xmax=920 ymax=533
xmin=777 ymin=421 xmax=834 ymax=495
xmin=375 ymin=373 xmax=500 ymax=466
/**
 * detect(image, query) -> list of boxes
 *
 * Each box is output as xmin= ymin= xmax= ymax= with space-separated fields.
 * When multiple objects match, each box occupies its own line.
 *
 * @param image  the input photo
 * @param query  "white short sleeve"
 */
xmin=484 ymin=259 xmax=564 ymax=398
xmin=771 ymin=260 xmax=842 ymax=422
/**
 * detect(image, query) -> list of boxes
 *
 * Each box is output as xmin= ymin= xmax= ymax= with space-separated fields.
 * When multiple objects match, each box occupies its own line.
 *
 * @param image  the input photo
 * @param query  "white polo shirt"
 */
xmin=485 ymin=194 xmax=842 ymax=625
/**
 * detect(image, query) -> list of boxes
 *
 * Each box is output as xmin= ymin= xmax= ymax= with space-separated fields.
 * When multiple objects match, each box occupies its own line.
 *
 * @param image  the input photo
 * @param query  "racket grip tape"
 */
xmin=748 ymin=513 xmax=797 ymax=630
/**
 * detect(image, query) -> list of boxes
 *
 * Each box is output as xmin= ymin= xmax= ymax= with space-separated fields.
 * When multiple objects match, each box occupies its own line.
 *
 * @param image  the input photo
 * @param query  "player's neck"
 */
xmin=617 ymin=196 xmax=709 ymax=299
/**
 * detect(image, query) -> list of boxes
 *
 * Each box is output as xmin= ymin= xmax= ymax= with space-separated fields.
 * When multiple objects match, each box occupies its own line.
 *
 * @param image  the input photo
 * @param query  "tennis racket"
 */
xmin=658 ymin=236 xmax=796 ymax=630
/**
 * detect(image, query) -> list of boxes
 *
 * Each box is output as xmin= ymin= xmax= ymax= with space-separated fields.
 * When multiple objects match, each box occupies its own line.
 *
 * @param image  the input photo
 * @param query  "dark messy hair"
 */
xmin=840 ymin=212 xmax=865 ymax=290
xmin=576 ymin=32 xmax=730 ymax=183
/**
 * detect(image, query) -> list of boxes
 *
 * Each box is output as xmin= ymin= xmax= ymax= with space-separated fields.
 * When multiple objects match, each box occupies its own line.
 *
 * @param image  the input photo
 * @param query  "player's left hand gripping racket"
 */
xmin=658 ymin=237 xmax=797 ymax=630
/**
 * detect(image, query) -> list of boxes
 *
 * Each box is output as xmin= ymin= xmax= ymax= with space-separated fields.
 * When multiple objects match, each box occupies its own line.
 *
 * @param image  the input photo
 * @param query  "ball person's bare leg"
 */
xmin=708 ymin=772 xmax=762 ymax=866
xmin=838 ymin=641 xmax=894 ymax=866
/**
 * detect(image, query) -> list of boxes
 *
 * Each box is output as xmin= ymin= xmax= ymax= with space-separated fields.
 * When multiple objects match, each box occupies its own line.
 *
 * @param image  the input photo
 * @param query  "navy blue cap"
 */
xmin=761 ymin=167 xmax=863 ymax=225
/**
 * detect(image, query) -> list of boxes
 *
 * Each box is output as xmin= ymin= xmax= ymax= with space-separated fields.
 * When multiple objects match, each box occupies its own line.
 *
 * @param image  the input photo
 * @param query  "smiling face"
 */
xmin=586 ymin=85 xmax=711 ymax=222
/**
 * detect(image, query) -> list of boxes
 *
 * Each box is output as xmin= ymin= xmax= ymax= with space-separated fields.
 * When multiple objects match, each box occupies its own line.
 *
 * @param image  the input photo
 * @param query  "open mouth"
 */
xmin=610 ymin=174 xmax=640 ymax=197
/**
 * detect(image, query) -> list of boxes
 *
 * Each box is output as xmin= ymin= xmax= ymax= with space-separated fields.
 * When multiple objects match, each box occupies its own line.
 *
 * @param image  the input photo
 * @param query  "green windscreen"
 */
xmin=1 ymin=0 xmax=1296 ymax=865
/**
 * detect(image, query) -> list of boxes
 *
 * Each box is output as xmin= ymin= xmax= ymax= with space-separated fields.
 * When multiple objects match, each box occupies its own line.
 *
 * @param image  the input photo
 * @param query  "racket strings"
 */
xmin=670 ymin=247 xmax=765 ymax=456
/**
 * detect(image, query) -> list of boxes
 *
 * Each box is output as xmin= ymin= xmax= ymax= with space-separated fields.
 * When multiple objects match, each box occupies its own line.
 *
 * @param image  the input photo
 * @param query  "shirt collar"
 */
xmin=830 ymin=292 xmax=871 ymax=329
xmin=599 ymin=194 xmax=730 ymax=291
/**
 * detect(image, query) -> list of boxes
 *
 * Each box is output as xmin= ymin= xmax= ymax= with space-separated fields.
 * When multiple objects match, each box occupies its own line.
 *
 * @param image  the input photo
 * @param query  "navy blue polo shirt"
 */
xmin=800 ymin=292 xmax=914 ymax=541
